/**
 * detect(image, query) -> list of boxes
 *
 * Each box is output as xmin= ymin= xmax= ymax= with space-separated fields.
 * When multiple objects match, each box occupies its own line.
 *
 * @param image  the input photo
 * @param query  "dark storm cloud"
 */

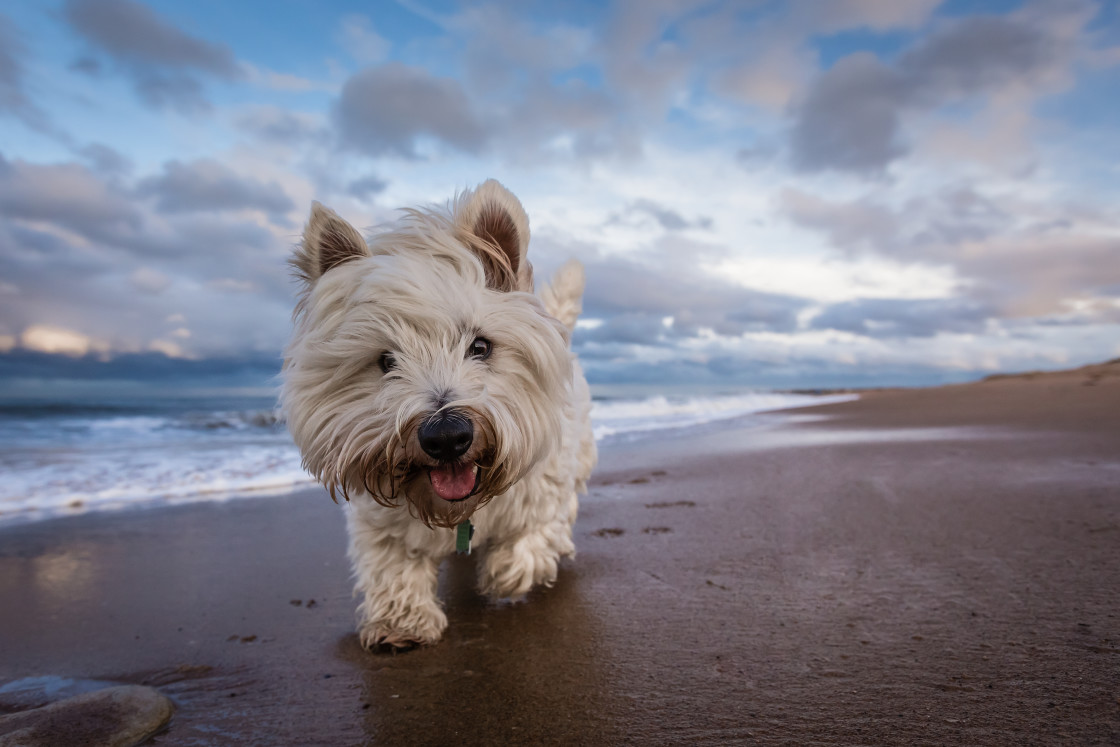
xmin=63 ymin=0 xmax=242 ymax=113
xmin=811 ymin=298 xmax=993 ymax=338
xmin=790 ymin=11 xmax=1072 ymax=174
xmin=137 ymin=159 xmax=294 ymax=218
xmin=334 ymin=64 xmax=487 ymax=158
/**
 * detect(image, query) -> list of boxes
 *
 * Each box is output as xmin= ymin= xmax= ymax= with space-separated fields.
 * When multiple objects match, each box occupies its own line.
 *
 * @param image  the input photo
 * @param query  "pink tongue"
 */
xmin=429 ymin=464 xmax=477 ymax=501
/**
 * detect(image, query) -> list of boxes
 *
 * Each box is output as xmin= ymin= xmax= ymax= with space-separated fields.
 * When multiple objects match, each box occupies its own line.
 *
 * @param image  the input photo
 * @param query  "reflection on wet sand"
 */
xmin=343 ymin=553 xmax=623 ymax=744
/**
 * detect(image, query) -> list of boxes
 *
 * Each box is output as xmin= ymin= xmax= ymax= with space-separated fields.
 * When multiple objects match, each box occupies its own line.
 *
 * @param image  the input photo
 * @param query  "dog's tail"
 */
xmin=539 ymin=259 xmax=585 ymax=333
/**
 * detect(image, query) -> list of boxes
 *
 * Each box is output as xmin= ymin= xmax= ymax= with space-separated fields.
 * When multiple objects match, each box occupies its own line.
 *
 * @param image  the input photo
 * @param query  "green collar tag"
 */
xmin=456 ymin=520 xmax=474 ymax=555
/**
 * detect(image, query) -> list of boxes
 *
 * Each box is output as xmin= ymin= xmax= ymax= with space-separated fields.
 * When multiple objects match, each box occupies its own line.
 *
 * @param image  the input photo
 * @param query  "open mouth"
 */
xmin=428 ymin=463 xmax=479 ymax=502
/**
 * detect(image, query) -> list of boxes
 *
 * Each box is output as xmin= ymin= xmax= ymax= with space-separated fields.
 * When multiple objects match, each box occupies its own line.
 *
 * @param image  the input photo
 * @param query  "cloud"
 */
xmin=503 ymin=79 xmax=631 ymax=161
xmin=709 ymin=0 xmax=942 ymax=111
xmin=131 ymin=73 xmax=211 ymax=114
xmin=715 ymin=43 xmax=811 ymax=112
xmin=235 ymin=106 xmax=328 ymax=145
xmin=0 ymin=13 xmax=66 ymax=138
xmin=789 ymin=52 xmax=906 ymax=175
xmin=781 ymin=184 xmax=1120 ymax=320
xmin=347 ymin=175 xmax=388 ymax=200
xmin=791 ymin=0 xmax=943 ymax=33
xmin=136 ymin=159 xmax=294 ymax=218
xmin=810 ymin=297 xmax=993 ymax=338
xmin=0 ymin=14 xmax=35 ymax=115
xmin=77 ymin=143 xmax=133 ymax=175
xmin=240 ymin=64 xmax=331 ymax=93
xmin=901 ymin=13 xmax=1065 ymax=98
xmin=322 ymin=3 xmax=645 ymax=164
xmin=64 ymin=0 xmax=238 ymax=74
xmin=63 ymin=0 xmax=242 ymax=113
xmin=610 ymin=199 xmax=713 ymax=232
xmin=0 ymin=152 xmax=139 ymax=234
xmin=960 ymin=234 xmax=1120 ymax=318
xmin=338 ymin=14 xmax=391 ymax=64
xmin=0 ymin=148 xmax=300 ymax=364
xmin=574 ymin=313 xmax=670 ymax=346
xmin=779 ymin=187 xmax=900 ymax=252
xmin=20 ymin=324 xmax=104 ymax=356
xmin=334 ymin=63 xmax=487 ymax=157
xmin=579 ymin=252 xmax=810 ymax=340
xmin=780 ymin=186 xmax=1014 ymax=257
xmin=597 ymin=1 xmax=692 ymax=110
xmin=402 ymin=2 xmax=634 ymax=162
xmin=68 ymin=56 xmax=101 ymax=75
xmin=789 ymin=6 xmax=1086 ymax=174
xmin=129 ymin=267 xmax=171 ymax=294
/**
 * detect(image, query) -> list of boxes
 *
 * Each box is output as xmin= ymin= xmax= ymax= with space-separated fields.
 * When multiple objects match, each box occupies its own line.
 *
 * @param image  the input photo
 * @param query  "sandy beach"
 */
xmin=1 ymin=361 xmax=1118 ymax=745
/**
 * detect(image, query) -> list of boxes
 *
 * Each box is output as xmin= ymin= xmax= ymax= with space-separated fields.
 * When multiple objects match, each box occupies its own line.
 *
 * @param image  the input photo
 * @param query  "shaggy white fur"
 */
xmin=281 ymin=180 xmax=596 ymax=648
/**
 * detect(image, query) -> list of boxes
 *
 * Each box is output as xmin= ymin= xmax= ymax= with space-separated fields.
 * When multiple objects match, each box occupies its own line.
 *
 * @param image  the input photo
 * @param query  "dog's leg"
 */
xmin=478 ymin=515 xmax=576 ymax=600
xmin=347 ymin=512 xmax=447 ymax=648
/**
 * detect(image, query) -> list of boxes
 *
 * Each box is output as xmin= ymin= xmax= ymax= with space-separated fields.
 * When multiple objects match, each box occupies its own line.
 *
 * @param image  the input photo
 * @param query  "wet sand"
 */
xmin=1 ymin=362 xmax=1118 ymax=745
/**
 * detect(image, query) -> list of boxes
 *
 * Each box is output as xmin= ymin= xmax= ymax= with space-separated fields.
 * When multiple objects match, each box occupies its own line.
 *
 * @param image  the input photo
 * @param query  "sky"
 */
xmin=0 ymin=0 xmax=1118 ymax=396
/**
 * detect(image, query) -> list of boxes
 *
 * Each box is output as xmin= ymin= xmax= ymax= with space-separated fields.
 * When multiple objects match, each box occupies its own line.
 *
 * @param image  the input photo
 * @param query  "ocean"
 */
xmin=0 ymin=390 xmax=855 ymax=525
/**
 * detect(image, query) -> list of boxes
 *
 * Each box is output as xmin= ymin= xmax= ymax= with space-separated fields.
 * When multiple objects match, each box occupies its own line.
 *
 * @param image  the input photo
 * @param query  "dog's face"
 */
xmin=282 ymin=181 xmax=572 ymax=528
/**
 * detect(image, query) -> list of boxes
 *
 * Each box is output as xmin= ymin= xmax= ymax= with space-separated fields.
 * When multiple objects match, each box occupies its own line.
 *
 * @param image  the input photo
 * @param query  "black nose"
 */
xmin=418 ymin=410 xmax=474 ymax=462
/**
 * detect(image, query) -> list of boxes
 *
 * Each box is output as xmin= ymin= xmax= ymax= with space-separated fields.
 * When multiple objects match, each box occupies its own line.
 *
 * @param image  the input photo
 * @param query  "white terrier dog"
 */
xmin=281 ymin=180 xmax=596 ymax=648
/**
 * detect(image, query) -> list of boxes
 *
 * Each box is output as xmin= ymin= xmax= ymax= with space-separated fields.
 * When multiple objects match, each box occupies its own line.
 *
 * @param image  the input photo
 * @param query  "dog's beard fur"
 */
xmin=281 ymin=181 xmax=572 ymax=530
xmin=335 ymin=407 xmax=513 ymax=528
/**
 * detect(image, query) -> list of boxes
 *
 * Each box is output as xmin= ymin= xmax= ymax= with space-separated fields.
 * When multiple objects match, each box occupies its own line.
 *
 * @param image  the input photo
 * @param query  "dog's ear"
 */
xmin=456 ymin=180 xmax=533 ymax=292
xmin=293 ymin=202 xmax=370 ymax=286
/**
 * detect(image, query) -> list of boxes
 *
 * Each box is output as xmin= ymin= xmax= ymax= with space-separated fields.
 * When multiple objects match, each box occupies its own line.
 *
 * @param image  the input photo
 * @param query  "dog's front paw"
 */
xmin=358 ymin=603 xmax=448 ymax=651
xmin=479 ymin=535 xmax=563 ymax=600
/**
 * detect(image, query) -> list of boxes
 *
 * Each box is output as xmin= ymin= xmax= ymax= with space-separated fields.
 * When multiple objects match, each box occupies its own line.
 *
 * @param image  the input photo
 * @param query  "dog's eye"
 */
xmin=468 ymin=337 xmax=492 ymax=360
xmin=378 ymin=352 xmax=396 ymax=373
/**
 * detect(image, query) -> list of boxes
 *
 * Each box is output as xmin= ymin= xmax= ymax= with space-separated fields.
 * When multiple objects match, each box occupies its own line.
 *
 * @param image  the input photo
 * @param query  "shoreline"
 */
xmin=0 ymin=390 xmax=852 ymax=532
xmin=1 ymin=365 xmax=1118 ymax=744
xmin=0 ymin=391 xmax=858 ymax=532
